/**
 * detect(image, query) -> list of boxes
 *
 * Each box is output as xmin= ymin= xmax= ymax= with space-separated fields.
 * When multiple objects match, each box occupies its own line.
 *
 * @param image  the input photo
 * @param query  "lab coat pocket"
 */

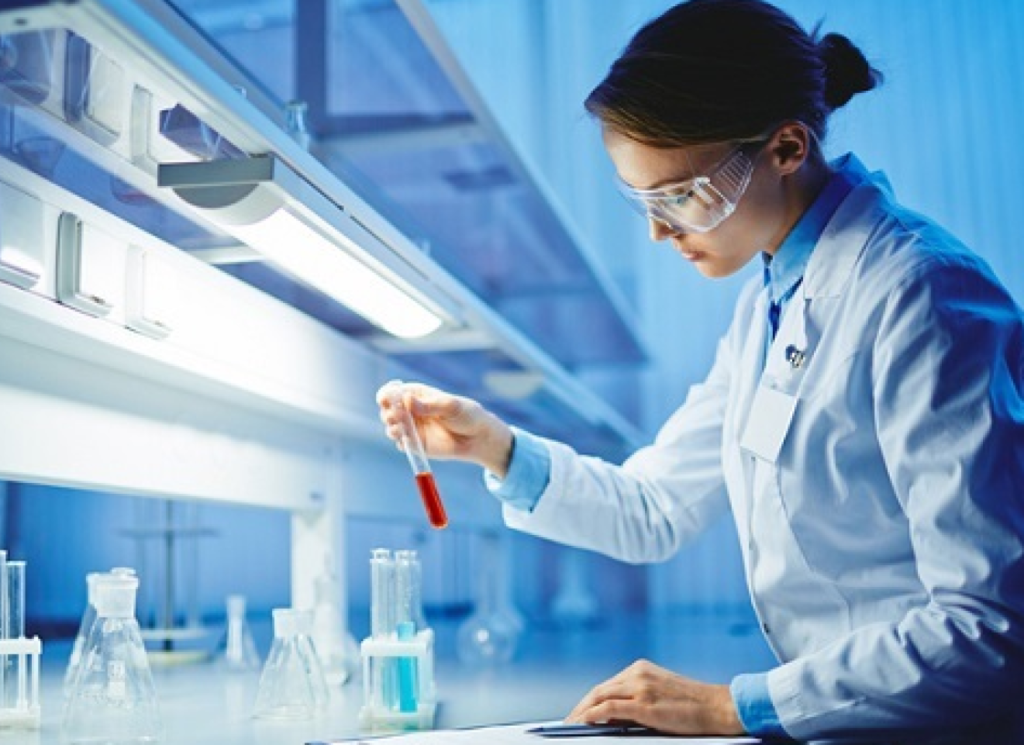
xmin=740 ymin=385 xmax=798 ymax=464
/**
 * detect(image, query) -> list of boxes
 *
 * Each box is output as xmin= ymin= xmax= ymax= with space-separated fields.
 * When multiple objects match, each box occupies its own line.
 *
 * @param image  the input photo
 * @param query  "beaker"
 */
xmin=218 ymin=595 xmax=259 ymax=673
xmin=63 ymin=572 xmax=100 ymax=698
xmin=253 ymin=609 xmax=329 ymax=720
xmin=61 ymin=571 xmax=163 ymax=744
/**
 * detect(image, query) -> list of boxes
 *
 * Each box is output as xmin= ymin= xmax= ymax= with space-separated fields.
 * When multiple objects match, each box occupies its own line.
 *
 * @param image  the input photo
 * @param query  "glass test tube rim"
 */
xmin=384 ymin=380 xmax=432 ymax=475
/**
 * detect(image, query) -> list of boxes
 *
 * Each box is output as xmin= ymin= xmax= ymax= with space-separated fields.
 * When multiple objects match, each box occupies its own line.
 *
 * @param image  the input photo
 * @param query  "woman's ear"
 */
xmin=768 ymin=122 xmax=812 ymax=175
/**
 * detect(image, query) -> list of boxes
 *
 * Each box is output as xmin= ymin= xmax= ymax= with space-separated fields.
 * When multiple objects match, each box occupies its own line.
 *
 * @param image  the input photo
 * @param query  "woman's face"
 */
xmin=604 ymin=128 xmax=794 ymax=278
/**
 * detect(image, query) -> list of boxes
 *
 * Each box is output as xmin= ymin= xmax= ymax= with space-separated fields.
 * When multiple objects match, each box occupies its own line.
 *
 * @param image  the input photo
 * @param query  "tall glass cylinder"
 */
xmin=394 ymin=550 xmax=425 ymax=631
xmin=0 ymin=549 xmax=7 ymax=708
xmin=6 ymin=561 xmax=24 ymax=639
xmin=370 ymin=549 xmax=394 ymax=639
xmin=0 ymin=549 xmax=8 ymax=639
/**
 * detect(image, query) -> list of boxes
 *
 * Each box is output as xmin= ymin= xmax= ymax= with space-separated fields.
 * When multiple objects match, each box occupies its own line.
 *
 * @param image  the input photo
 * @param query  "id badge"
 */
xmin=740 ymin=384 xmax=798 ymax=464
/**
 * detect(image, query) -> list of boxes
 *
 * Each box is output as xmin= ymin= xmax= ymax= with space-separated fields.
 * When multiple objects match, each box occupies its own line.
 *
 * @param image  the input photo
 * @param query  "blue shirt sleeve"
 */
xmin=730 ymin=673 xmax=790 ymax=739
xmin=483 ymin=427 xmax=550 ymax=512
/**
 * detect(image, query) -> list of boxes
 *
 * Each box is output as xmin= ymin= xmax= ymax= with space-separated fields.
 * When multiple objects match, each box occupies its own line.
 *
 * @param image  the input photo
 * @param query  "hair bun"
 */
xmin=818 ymin=32 xmax=883 ymax=110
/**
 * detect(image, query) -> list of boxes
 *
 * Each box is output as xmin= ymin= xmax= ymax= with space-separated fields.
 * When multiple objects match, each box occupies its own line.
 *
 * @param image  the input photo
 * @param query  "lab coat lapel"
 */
xmin=733 ymin=286 xmax=771 ymax=525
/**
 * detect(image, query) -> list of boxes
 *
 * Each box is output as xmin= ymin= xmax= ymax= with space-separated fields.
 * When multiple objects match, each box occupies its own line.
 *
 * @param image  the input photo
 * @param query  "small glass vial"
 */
xmin=219 ymin=595 xmax=260 ymax=673
xmin=284 ymin=100 xmax=312 ymax=151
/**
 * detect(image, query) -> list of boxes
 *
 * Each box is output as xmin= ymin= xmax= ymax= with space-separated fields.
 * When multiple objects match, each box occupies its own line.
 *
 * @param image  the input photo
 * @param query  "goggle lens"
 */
xmin=617 ymin=145 xmax=757 ymax=234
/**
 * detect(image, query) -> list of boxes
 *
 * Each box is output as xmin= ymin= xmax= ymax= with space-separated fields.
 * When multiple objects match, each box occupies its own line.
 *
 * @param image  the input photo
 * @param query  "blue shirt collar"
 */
xmin=762 ymin=158 xmax=859 ymax=302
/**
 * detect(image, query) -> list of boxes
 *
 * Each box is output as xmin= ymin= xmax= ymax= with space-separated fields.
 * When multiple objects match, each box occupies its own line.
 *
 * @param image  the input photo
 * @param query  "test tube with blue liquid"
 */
xmin=394 ymin=551 xmax=422 ymax=713
xmin=362 ymin=548 xmax=433 ymax=729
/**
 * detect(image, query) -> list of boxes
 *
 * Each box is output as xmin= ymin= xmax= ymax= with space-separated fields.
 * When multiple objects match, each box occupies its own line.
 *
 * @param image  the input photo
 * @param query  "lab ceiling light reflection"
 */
xmin=159 ymin=156 xmax=446 ymax=339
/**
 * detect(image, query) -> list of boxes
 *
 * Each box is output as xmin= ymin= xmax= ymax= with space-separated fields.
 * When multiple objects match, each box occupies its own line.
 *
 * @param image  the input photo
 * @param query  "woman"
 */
xmin=378 ymin=1 xmax=1024 ymax=741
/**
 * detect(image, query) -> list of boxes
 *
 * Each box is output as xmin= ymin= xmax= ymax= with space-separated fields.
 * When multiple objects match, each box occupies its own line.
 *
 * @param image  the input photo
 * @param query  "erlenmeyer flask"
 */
xmin=456 ymin=531 xmax=521 ymax=667
xmin=63 ymin=572 xmax=99 ymax=698
xmin=218 ymin=595 xmax=260 ymax=673
xmin=253 ymin=609 xmax=329 ymax=720
xmin=61 ymin=571 xmax=163 ymax=744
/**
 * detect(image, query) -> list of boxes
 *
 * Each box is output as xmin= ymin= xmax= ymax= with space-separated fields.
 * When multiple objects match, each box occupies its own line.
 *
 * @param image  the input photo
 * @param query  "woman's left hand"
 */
xmin=565 ymin=659 xmax=745 ymax=736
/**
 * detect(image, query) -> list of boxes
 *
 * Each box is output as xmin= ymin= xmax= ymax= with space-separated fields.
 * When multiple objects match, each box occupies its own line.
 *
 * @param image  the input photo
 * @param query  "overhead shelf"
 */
xmin=0 ymin=0 xmax=645 ymax=458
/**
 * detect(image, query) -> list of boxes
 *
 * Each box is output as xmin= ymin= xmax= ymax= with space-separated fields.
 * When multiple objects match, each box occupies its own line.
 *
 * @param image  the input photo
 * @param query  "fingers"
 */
xmin=571 ymin=699 xmax=639 ymax=727
xmin=404 ymin=382 xmax=466 ymax=420
xmin=377 ymin=381 xmax=470 ymax=430
xmin=566 ymin=678 xmax=630 ymax=723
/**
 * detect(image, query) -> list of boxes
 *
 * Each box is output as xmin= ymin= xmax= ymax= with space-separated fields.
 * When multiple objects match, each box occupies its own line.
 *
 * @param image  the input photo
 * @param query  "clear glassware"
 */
xmin=284 ymin=99 xmax=311 ymax=151
xmin=61 ymin=571 xmax=163 ymax=744
xmin=394 ymin=550 xmax=427 ymax=631
xmin=253 ymin=608 xmax=329 ymax=720
xmin=311 ymin=558 xmax=359 ymax=686
xmin=218 ymin=595 xmax=260 ymax=673
xmin=63 ymin=572 xmax=100 ymax=698
xmin=456 ymin=531 xmax=521 ymax=667
xmin=3 ymin=560 xmax=25 ymax=711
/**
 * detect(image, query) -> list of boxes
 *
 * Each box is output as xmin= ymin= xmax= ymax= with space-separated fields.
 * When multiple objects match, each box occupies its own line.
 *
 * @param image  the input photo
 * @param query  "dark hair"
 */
xmin=584 ymin=0 xmax=882 ymax=147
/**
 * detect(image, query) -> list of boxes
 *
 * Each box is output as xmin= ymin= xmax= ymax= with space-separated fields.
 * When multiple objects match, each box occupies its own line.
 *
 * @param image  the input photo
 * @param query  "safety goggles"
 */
xmin=617 ymin=140 xmax=764 ymax=234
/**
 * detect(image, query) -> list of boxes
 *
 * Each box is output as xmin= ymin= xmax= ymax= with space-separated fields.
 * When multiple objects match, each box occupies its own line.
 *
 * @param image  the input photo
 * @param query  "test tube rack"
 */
xmin=0 ymin=636 xmax=42 ymax=729
xmin=358 ymin=628 xmax=436 ymax=731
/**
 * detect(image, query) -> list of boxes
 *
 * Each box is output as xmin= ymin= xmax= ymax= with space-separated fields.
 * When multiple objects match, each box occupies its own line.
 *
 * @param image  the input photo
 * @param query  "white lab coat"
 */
xmin=504 ymin=156 xmax=1024 ymax=742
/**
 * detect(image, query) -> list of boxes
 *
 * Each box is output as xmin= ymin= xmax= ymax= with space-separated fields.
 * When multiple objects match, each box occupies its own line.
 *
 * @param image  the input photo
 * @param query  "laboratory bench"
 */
xmin=24 ymin=610 xmax=776 ymax=745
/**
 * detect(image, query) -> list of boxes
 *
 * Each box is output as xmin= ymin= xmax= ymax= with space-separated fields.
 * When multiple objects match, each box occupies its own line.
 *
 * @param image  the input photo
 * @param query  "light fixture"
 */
xmin=158 ymin=156 xmax=445 ymax=339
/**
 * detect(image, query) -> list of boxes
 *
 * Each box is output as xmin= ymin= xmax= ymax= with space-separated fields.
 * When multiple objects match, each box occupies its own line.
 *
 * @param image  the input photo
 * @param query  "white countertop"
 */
xmin=22 ymin=612 xmax=774 ymax=745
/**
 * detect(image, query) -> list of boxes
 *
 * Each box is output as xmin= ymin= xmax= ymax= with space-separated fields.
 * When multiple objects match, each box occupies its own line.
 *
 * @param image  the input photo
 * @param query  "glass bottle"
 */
xmin=284 ymin=100 xmax=312 ymax=151
xmin=456 ymin=531 xmax=521 ymax=667
xmin=218 ymin=594 xmax=259 ymax=673
xmin=253 ymin=608 xmax=329 ymax=720
xmin=61 ymin=571 xmax=163 ymax=744
xmin=311 ymin=558 xmax=359 ymax=686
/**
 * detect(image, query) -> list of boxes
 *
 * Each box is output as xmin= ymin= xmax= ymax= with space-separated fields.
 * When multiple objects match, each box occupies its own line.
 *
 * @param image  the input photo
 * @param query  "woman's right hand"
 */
xmin=376 ymin=381 xmax=514 ymax=478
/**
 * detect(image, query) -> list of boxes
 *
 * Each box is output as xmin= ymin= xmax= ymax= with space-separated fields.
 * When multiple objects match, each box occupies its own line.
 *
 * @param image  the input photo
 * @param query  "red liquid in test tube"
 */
xmin=385 ymin=381 xmax=449 ymax=530
xmin=415 ymin=472 xmax=448 ymax=529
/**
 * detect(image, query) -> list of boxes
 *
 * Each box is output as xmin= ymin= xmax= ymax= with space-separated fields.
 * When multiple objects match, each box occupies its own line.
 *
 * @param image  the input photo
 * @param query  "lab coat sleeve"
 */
xmin=768 ymin=256 xmax=1024 ymax=739
xmin=501 ymin=299 xmax=745 ymax=564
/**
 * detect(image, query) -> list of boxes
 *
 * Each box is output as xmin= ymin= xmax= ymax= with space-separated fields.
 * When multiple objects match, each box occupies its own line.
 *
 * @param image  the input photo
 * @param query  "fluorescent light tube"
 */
xmin=159 ymin=156 xmax=445 ymax=339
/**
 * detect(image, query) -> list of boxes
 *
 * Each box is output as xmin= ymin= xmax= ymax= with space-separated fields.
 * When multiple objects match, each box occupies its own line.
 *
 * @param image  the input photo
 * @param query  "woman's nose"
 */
xmin=648 ymin=215 xmax=680 ymax=242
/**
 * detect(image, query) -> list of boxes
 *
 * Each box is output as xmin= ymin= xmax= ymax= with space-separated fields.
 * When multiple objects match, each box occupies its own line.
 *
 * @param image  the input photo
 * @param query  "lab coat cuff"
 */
xmin=483 ymin=427 xmax=550 ymax=512
xmin=730 ymin=673 xmax=790 ymax=739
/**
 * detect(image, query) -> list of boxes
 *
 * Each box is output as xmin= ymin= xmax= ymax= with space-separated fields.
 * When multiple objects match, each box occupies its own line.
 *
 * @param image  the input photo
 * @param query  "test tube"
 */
xmin=370 ymin=549 xmax=395 ymax=639
xmin=383 ymin=380 xmax=449 ymax=529
xmin=7 ymin=562 xmax=24 ymax=640
xmin=394 ymin=550 xmax=425 ymax=631
xmin=7 ymin=561 xmax=25 ymax=711
xmin=0 ymin=550 xmax=7 ymax=706
xmin=369 ymin=549 xmax=397 ymax=711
